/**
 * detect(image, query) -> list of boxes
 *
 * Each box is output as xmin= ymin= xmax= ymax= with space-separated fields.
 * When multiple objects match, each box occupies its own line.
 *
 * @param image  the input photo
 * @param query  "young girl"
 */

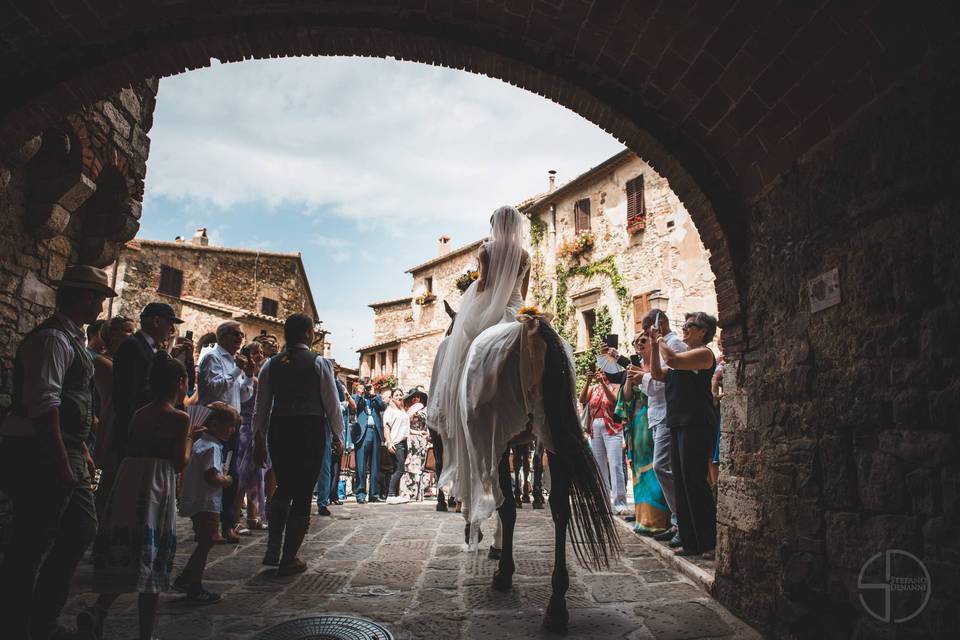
xmin=173 ymin=401 xmax=238 ymax=603
xmin=80 ymin=351 xmax=192 ymax=640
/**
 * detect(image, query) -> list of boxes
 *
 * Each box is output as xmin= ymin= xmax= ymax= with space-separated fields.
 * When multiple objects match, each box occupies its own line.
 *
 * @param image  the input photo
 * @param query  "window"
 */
xmin=379 ymin=351 xmax=387 ymax=374
xmin=390 ymin=349 xmax=398 ymax=374
xmin=367 ymin=355 xmax=376 ymax=374
xmin=574 ymin=198 xmax=591 ymax=233
xmin=632 ymin=293 xmax=651 ymax=334
xmin=626 ymin=175 xmax=646 ymax=232
xmin=261 ymin=297 xmax=279 ymax=317
xmin=425 ymin=276 xmax=433 ymax=293
xmin=157 ymin=265 xmax=183 ymax=297
xmin=582 ymin=308 xmax=596 ymax=351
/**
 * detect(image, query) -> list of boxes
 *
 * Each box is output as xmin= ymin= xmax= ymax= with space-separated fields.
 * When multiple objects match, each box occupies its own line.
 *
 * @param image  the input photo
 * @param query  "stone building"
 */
xmin=109 ymin=228 xmax=329 ymax=355
xmin=358 ymin=236 xmax=481 ymax=388
xmin=521 ymin=150 xmax=717 ymax=354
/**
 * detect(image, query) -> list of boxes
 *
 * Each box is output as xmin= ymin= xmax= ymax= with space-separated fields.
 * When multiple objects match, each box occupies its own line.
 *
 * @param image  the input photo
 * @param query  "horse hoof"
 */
xmin=532 ymin=501 xmax=544 ymax=510
xmin=492 ymin=570 xmax=513 ymax=591
xmin=487 ymin=547 xmax=502 ymax=560
xmin=543 ymin=603 xmax=569 ymax=634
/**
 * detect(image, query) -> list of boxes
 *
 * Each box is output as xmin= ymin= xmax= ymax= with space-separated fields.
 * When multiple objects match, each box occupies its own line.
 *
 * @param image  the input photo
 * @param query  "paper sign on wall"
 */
xmin=809 ymin=268 xmax=841 ymax=313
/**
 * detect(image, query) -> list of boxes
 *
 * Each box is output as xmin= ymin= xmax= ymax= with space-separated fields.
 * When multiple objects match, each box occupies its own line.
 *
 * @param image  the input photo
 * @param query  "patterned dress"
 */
xmin=92 ymin=431 xmax=178 ymax=594
xmin=236 ymin=391 xmax=269 ymax=519
xmin=399 ymin=404 xmax=429 ymax=500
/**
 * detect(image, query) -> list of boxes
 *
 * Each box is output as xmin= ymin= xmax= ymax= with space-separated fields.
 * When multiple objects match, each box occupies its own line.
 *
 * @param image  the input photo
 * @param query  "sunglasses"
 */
xmin=683 ymin=321 xmax=703 ymax=330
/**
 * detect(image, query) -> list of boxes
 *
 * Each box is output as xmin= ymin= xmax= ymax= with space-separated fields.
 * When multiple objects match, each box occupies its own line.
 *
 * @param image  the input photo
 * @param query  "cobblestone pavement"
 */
xmin=62 ymin=502 xmax=761 ymax=639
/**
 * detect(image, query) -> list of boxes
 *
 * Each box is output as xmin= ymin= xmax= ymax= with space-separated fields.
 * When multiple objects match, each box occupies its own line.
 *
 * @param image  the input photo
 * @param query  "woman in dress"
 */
xmin=235 ymin=341 xmax=266 ymax=529
xmin=619 ymin=333 xmax=670 ymax=534
xmin=578 ymin=368 xmax=627 ymax=514
xmin=400 ymin=388 xmax=430 ymax=501
xmin=384 ymin=388 xmax=411 ymax=504
xmin=79 ymin=351 xmax=192 ymax=640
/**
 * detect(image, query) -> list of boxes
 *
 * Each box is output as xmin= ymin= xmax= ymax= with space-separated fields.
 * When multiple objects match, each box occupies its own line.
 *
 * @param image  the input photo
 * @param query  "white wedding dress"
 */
xmin=427 ymin=206 xmax=565 ymax=541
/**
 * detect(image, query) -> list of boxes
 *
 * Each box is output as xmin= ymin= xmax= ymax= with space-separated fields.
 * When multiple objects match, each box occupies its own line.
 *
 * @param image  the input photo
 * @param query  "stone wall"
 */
xmin=714 ymin=56 xmax=960 ymax=639
xmin=0 ymin=83 xmax=156 ymax=412
xmin=528 ymin=154 xmax=717 ymax=349
xmin=371 ymin=300 xmax=411 ymax=344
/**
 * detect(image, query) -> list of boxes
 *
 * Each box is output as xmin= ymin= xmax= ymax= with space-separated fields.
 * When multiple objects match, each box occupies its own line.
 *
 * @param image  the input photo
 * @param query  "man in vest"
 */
xmin=0 ymin=265 xmax=117 ymax=640
xmin=252 ymin=314 xmax=344 ymax=575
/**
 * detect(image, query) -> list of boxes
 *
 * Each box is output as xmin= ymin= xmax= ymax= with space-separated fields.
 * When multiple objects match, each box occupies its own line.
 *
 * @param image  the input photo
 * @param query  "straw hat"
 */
xmin=52 ymin=265 xmax=117 ymax=297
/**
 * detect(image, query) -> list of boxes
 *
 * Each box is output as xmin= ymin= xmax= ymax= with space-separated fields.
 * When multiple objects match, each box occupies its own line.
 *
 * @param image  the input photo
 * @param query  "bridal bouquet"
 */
xmin=455 ymin=268 xmax=480 ymax=293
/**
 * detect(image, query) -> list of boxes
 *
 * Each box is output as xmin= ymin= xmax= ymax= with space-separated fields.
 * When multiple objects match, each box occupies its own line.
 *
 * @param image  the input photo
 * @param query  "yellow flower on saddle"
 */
xmin=518 ymin=305 xmax=542 ymax=316
xmin=469 ymin=270 xmax=480 ymax=280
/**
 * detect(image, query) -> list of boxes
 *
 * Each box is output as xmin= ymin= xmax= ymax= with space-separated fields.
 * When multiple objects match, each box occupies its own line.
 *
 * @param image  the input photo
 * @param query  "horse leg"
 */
xmin=511 ymin=445 xmax=523 ymax=508
xmin=532 ymin=442 xmax=545 ymax=509
xmin=521 ymin=443 xmax=532 ymax=503
xmin=543 ymin=450 xmax=570 ymax=633
xmin=492 ymin=450 xmax=516 ymax=591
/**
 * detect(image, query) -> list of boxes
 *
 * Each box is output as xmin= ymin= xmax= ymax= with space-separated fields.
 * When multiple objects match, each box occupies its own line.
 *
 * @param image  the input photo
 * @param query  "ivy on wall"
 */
xmin=554 ymin=255 xmax=631 ymax=342
xmin=529 ymin=216 xmax=550 ymax=308
xmin=573 ymin=304 xmax=612 ymax=391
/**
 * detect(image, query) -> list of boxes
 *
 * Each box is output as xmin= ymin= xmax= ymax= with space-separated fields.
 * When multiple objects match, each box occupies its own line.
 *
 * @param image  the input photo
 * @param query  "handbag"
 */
xmin=424 ymin=446 xmax=436 ymax=472
xmin=342 ymin=450 xmax=356 ymax=472
xmin=350 ymin=421 xmax=363 ymax=446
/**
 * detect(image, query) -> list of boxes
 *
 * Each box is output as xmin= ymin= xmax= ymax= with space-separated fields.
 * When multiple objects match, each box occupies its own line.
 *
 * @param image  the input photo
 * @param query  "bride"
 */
xmin=427 ymin=205 xmax=550 ymax=542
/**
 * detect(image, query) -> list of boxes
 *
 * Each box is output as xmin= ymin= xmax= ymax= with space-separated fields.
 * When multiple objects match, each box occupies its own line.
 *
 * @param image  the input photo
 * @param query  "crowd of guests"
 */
xmin=580 ymin=308 xmax=723 ymax=561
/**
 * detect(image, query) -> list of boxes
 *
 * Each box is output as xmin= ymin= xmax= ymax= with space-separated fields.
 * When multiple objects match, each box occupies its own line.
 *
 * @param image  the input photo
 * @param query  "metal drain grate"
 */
xmin=253 ymin=616 xmax=394 ymax=640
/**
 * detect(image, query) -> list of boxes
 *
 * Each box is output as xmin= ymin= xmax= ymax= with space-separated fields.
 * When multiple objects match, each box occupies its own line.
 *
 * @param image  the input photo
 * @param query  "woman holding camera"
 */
xmin=578 ymin=368 xmax=627 ymax=514
xmin=649 ymin=311 xmax=719 ymax=559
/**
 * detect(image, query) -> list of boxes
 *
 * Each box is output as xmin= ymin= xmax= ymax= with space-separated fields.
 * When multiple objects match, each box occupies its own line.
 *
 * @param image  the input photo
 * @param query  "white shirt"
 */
xmin=137 ymin=330 xmax=158 ymax=353
xmin=640 ymin=331 xmax=688 ymax=429
xmin=0 ymin=313 xmax=85 ymax=437
xmin=197 ymin=344 xmax=254 ymax=411
xmin=384 ymin=405 xmax=411 ymax=446
xmin=251 ymin=345 xmax=345 ymax=450
xmin=179 ymin=434 xmax=224 ymax=517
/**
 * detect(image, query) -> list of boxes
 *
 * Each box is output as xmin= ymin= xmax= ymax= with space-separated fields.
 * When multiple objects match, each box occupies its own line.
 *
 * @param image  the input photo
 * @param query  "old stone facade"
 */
xmin=522 ymin=151 xmax=717 ymax=354
xmin=110 ymin=229 xmax=328 ymax=354
xmin=359 ymin=237 xmax=480 ymax=389
xmin=0 ymin=81 xmax=157 ymax=411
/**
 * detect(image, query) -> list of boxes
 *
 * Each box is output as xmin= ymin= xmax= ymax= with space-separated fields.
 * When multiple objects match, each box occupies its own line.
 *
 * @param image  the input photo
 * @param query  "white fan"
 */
xmin=187 ymin=404 xmax=212 ymax=430
xmin=596 ymin=353 xmax=623 ymax=375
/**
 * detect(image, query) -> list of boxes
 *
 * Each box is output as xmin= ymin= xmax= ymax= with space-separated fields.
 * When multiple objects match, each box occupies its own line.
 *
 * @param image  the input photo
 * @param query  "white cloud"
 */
xmin=145 ymin=57 xmax=624 ymax=226
xmin=312 ymin=234 xmax=353 ymax=262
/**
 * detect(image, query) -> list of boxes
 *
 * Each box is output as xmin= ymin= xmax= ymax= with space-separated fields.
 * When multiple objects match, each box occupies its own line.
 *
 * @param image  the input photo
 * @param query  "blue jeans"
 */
xmin=355 ymin=426 xmax=381 ymax=501
xmin=314 ymin=433 xmax=333 ymax=508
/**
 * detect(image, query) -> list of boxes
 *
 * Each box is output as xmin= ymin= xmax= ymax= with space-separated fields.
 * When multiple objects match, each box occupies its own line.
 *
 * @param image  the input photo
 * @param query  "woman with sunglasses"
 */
xmin=648 ymin=311 xmax=719 ymax=560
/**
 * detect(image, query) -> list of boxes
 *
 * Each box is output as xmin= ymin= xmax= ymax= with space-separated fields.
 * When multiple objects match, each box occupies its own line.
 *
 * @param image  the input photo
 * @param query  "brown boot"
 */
xmin=277 ymin=515 xmax=310 ymax=576
xmin=263 ymin=500 xmax=289 ymax=566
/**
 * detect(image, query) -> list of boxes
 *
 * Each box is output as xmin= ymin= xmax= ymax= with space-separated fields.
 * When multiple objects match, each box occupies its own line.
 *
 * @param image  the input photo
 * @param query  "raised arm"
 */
xmin=476 ymin=244 xmax=490 ymax=292
xmin=661 ymin=344 xmax=715 ymax=371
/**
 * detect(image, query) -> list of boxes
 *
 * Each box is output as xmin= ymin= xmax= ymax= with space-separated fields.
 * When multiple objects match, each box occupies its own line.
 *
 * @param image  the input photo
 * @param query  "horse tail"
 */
xmin=538 ymin=321 xmax=622 ymax=570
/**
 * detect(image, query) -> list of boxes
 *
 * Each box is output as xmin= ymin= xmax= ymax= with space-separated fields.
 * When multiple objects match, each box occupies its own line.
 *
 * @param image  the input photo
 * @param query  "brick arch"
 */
xmin=0 ymin=3 xmax=949 ymax=345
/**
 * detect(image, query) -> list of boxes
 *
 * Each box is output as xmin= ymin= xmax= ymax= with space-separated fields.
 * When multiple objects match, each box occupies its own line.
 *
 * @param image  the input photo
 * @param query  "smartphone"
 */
xmin=261 ymin=329 xmax=268 ymax=336
xmin=604 ymin=334 xmax=619 ymax=349
xmin=630 ymin=354 xmax=642 ymax=367
xmin=655 ymin=310 xmax=663 ymax=326
xmin=185 ymin=330 xmax=193 ymax=341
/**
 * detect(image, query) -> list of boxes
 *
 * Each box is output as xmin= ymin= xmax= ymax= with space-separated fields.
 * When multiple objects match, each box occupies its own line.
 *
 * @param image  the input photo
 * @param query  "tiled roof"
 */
xmin=180 ymin=295 xmax=284 ymax=326
xmin=518 ymin=148 xmax=632 ymax=214
xmin=356 ymin=336 xmax=401 ymax=353
xmin=368 ymin=296 xmax=413 ymax=309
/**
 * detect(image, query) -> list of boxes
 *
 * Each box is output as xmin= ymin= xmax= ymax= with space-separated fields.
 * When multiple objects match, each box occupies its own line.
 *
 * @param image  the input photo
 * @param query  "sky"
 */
xmin=142 ymin=56 xmax=624 ymax=365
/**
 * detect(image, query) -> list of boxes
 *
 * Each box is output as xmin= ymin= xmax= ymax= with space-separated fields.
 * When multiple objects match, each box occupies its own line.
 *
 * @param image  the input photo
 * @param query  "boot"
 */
xmin=263 ymin=499 xmax=289 ymax=566
xmin=436 ymin=489 xmax=448 ymax=512
xmin=277 ymin=515 xmax=310 ymax=576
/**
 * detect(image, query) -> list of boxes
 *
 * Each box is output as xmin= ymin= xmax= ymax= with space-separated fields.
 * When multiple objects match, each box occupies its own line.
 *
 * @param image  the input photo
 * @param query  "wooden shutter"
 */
xmin=158 ymin=265 xmax=183 ymax=297
xmin=261 ymin=297 xmax=279 ymax=317
xmin=626 ymin=175 xmax=646 ymax=232
xmin=574 ymin=198 xmax=591 ymax=233
xmin=632 ymin=293 xmax=650 ymax=333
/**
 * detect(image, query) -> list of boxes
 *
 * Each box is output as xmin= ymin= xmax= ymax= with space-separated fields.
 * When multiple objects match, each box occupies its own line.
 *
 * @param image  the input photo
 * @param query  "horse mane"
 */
xmin=538 ymin=320 xmax=622 ymax=570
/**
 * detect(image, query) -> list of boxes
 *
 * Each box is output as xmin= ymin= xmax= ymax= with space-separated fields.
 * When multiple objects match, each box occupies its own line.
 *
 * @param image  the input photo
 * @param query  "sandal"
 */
xmin=247 ymin=519 xmax=266 ymax=530
xmin=184 ymin=587 xmax=222 ymax=605
xmin=673 ymin=547 xmax=700 ymax=557
xmin=276 ymin=558 xmax=308 ymax=576
xmin=219 ymin=527 xmax=241 ymax=544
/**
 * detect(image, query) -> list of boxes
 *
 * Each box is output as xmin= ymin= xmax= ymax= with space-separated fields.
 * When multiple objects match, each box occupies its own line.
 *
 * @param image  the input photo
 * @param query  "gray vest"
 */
xmin=269 ymin=347 xmax=325 ymax=418
xmin=12 ymin=315 xmax=95 ymax=448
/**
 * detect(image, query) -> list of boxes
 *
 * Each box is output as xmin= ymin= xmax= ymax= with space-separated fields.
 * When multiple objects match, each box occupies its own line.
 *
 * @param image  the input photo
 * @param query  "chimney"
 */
xmin=437 ymin=235 xmax=451 ymax=257
xmin=191 ymin=228 xmax=209 ymax=246
xmin=548 ymin=169 xmax=557 ymax=192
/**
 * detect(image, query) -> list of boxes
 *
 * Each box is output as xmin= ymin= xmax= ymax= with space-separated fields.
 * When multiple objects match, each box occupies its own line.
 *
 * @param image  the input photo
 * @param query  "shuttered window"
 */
xmin=574 ymin=197 xmax=591 ymax=233
xmin=158 ymin=265 xmax=183 ymax=297
xmin=261 ymin=297 xmax=279 ymax=317
xmin=632 ymin=293 xmax=650 ymax=334
xmin=626 ymin=175 xmax=646 ymax=232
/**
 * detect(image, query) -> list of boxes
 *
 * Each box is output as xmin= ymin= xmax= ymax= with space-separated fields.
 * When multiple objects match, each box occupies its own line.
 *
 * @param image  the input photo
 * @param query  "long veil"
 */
xmin=426 ymin=206 xmax=525 ymax=505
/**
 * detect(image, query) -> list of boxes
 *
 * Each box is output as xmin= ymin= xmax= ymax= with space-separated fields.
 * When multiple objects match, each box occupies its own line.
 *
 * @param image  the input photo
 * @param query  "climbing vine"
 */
xmin=574 ymin=304 xmax=612 ymax=392
xmin=528 ymin=216 xmax=551 ymax=308
xmin=553 ymin=255 xmax=631 ymax=342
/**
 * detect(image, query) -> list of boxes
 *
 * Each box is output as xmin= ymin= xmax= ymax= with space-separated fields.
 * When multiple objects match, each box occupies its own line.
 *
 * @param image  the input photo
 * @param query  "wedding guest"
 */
xmin=252 ymin=332 xmax=280 ymax=503
xmin=0 ymin=265 xmax=116 ymax=640
xmin=710 ymin=341 xmax=725 ymax=486
xmin=198 ymin=320 xmax=255 ymax=542
xmin=400 ymin=388 xmax=430 ymax=501
xmin=235 ymin=341 xmax=266 ymax=530
xmin=252 ymin=314 xmax=344 ymax=575
xmin=315 ymin=379 xmax=352 ymax=515
xmin=86 ymin=319 xmax=106 ymax=356
xmin=79 ymin=352 xmax=191 ymax=640
xmin=352 ymin=381 xmax=387 ymax=504
xmin=649 ymin=312 xmax=719 ymax=560
xmin=173 ymin=402 xmax=239 ymax=603
xmin=384 ymin=388 xmax=411 ymax=504
xmin=579 ymin=368 xmax=627 ymax=514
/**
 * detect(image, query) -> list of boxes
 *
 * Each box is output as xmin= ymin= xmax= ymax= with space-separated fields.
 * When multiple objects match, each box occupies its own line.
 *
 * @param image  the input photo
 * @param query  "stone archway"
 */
xmin=2 ymin=4 xmax=958 ymax=638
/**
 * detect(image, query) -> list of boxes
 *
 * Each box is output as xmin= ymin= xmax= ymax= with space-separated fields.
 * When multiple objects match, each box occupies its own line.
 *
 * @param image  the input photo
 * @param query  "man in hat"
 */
xmin=100 ymin=302 xmax=188 ymax=515
xmin=0 ymin=265 xmax=117 ymax=640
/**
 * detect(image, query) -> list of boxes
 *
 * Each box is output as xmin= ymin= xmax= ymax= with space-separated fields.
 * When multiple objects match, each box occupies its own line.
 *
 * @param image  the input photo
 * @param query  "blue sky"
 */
xmin=142 ymin=57 xmax=624 ymax=365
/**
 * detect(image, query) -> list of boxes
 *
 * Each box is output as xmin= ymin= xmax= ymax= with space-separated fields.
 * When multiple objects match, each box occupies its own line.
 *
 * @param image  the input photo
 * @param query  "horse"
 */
xmin=438 ymin=302 xmax=622 ymax=633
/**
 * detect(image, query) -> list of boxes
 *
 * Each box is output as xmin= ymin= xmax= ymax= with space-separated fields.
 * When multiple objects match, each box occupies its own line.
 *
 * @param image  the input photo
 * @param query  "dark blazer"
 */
xmin=352 ymin=393 xmax=386 ymax=442
xmin=110 ymin=332 xmax=154 ymax=457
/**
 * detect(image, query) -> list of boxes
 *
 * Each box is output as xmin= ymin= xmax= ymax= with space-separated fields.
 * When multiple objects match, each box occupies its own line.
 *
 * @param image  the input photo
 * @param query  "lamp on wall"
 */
xmin=647 ymin=290 xmax=669 ymax=313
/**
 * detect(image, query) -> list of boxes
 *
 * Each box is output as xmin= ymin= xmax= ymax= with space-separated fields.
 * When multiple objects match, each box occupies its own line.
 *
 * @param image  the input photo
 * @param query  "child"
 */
xmin=173 ymin=401 xmax=238 ymax=603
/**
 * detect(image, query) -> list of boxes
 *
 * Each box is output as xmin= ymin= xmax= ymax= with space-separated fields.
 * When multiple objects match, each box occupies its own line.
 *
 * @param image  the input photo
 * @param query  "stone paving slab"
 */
xmin=60 ymin=501 xmax=760 ymax=639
